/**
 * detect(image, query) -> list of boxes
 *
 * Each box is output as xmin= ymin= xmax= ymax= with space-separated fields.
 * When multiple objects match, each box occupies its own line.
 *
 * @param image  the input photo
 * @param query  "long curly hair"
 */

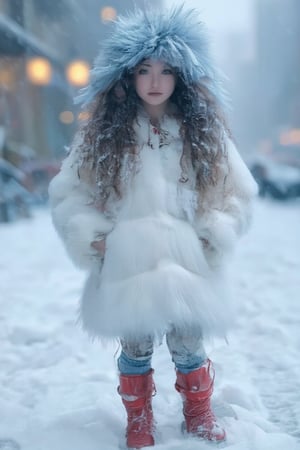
xmin=76 ymin=67 xmax=231 ymax=206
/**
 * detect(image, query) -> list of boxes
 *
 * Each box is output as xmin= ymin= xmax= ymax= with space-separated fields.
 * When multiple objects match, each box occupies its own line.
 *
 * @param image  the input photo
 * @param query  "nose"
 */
xmin=151 ymin=72 xmax=160 ymax=88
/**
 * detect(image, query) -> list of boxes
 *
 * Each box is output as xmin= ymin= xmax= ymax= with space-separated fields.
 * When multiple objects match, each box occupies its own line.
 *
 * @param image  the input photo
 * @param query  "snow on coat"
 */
xmin=49 ymin=115 xmax=258 ymax=341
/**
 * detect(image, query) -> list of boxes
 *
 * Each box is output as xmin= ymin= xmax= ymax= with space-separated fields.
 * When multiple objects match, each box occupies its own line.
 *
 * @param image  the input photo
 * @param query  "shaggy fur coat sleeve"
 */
xmin=48 ymin=145 xmax=114 ymax=270
xmin=194 ymin=138 xmax=258 ymax=265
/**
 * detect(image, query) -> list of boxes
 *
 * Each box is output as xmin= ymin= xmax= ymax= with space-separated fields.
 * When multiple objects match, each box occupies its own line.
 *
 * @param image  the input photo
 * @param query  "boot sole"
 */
xmin=181 ymin=421 xmax=226 ymax=443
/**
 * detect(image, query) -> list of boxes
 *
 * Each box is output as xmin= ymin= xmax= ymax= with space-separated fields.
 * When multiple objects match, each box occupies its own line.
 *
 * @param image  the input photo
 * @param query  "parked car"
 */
xmin=0 ymin=158 xmax=33 ymax=223
xmin=249 ymin=155 xmax=300 ymax=200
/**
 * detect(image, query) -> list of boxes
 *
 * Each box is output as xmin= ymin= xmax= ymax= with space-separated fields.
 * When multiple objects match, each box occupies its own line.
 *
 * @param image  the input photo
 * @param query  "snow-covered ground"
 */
xmin=0 ymin=199 xmax=299 ymax=450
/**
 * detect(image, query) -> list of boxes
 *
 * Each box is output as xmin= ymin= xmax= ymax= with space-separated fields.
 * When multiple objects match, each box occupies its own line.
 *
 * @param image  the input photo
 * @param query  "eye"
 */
xmin=162 ymin=68 xmax=173 ymax=75
xmin=137 ymin=68 xmax=148 ymax=75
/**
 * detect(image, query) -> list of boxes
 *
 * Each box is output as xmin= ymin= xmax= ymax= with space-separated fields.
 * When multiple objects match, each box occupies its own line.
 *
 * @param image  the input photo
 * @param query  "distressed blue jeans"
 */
xmin=118 ymin=327 xmax=207 ymax=375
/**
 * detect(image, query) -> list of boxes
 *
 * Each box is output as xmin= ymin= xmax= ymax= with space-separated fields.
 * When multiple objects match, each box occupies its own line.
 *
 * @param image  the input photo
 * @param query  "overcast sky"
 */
xmin=165 ymin=0 xmax=254 ymax=34
xmin=164 ymin=0 xmax=255 ymax=61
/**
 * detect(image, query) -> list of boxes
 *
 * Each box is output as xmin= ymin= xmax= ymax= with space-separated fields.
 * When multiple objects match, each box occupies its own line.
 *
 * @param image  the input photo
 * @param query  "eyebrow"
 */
xmin=139 ymin=63 xmax=172 ymax=69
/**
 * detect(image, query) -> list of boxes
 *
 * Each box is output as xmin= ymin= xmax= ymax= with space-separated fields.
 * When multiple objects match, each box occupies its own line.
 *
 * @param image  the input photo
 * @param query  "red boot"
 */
xmin=175 ymin=360 xmax=226 ymax=442
xmin=119 ymin=370 xmax=155 ymax=449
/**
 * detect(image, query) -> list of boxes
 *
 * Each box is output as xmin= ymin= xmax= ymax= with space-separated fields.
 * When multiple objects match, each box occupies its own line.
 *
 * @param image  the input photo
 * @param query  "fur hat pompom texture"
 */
xmin=76 ymin=4 xmax=226 ymax=105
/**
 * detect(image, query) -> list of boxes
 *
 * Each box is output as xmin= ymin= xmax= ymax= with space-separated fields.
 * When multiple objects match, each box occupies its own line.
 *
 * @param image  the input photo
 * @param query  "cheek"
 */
xmin=134 ymin=77 xmax=146 ymax=96
xmin=167 ymin=78 xmax=176 ymax=95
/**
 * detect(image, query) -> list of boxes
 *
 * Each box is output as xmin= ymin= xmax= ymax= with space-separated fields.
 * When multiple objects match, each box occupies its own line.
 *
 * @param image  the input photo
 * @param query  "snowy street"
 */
xmin=0 ymin=199 xmax=299 ymax=450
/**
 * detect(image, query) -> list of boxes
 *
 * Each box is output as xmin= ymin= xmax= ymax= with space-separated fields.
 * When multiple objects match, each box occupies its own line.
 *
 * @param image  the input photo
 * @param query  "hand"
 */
xmin=91 ymin=239 xmax=106 ymax=256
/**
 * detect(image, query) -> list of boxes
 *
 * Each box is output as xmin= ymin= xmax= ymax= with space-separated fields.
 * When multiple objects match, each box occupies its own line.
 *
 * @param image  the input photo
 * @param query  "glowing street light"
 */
xmin=65 ymin=60 xmax=90 ymax=87
xmin=280 ymin=129 xmax=300 ymax=146
xmin=0 ymin=66 xmax=16 ymax=91
xmin=78 ymin=111 xmax=91 ymax=121
xmin=100 ymin=6 xmax=117 ymax=23
xmin=26 ymin=57 xmax=52 ymax=85
xmin=59 ymin=111 xmax=75 ymax=124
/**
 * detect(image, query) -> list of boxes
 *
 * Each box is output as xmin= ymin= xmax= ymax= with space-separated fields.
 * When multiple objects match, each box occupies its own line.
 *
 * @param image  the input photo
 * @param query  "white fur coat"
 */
xmin=49 ymin=115 xmax=257 ymax=340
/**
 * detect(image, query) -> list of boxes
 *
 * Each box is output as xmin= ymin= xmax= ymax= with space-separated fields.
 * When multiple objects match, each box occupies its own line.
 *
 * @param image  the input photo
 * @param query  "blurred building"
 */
xmin=236 ymin=0 xmax=300 ymax=153
xmin=255 ymin=0 xmax=300 ymax=142
xmin=221 ymin=0 xmax=300 ymax=157
xmin=219 ymin=29 xmax=256 ymax=154
xmin=0 ymin=0 xmax=73 ymax=162
xmin=0 ymin=0 xmax=159 ymax=163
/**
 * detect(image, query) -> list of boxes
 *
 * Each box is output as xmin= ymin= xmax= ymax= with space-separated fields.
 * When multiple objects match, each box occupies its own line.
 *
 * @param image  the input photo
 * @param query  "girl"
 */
xmin=49 ymin=6 xmax=257 ymax=449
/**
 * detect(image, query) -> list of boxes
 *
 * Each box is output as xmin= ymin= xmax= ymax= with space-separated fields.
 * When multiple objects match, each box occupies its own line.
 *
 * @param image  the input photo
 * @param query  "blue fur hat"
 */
xmin=76 ymin=5 xmax=226 ymax=105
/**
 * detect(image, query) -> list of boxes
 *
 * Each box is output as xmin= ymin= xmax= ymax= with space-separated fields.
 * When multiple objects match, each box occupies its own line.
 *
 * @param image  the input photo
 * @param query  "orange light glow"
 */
xmin=26 ymin=57 xmax=52 ymax=85
xmin=59 ymin=111 xmax=74 ymax=124
xmin=0 ymin=67 xmax=16 ymax=91
xmin=65 ymin=60 xmax=90 ymax=87
xmin=280 ymin=129 xmax=300 ymax=146
xmin=78 ymin=111 xmax=91 ymax=121
xmin=100 ymin=6 xmax=117 ymax=23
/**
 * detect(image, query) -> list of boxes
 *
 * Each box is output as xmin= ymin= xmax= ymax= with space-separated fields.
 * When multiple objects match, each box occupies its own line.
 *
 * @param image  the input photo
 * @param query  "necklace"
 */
xmin=147 ymin=118 xmax=170 ymax=149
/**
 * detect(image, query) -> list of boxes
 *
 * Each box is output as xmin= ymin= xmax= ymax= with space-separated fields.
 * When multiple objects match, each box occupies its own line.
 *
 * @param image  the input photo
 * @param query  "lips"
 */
xmin=148 ymin=92 xmax=162 ymax=95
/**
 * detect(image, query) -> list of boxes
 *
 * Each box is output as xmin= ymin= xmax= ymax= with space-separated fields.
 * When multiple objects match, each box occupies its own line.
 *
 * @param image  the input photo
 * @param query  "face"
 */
xmin=134 ymin=59 xmax=176 ymax=115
